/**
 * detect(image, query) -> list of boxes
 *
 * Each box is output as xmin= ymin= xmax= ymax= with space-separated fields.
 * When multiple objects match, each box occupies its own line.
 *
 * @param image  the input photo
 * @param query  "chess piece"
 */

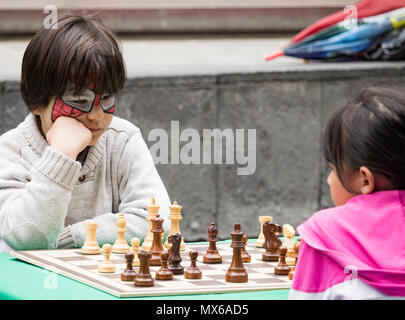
xmin=256 ymin=216 xmax=273 ymax=247
xmin=168 ymin=233 xmax=184 ymax=274
xmin=262 ymin=221 xmax=282 ymax=262
xmin=274 ymin=246 xmax=290 ymax=275
xmin=131 ymin=237 xmax=140 ymax=267
xmin=150 ymin=214 xmax=165 ymax=266
xmin=121 ymin=251 xmax=137 ymax=281
xmin=98 ymin=244 xmax=116 ymax=273
xmin=185 ymin=250 xmax=202 ymax=279
xmin=225 ymin=224 xmax=248 ymax=283
xmin=112 ymin=213 xmax=130 ymax=253
xmin=142 ymin=197 xmax=160 ymax=252
xmin=134 ymin=251 xmax=154 ymax=287
xmin=241 ymin=234 xmax=251 ymax=263
xmin=282 ymin=224 xmax=296 ymax=266
xmin=164 ymin=201 xmax=186 ymax=251
xmin=81 ymin=221 xmax=100 ymax=254
xmin=289 ymin=239 xmax=301 ymax=280
xmin=203 ymin=223 xmax=222 ymax=264
xmin=156 ymin=251 xmax=173 ymax=280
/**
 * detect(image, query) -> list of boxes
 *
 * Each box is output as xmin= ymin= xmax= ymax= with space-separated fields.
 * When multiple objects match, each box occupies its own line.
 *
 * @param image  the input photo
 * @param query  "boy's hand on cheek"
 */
xmin=46 ymin=117 xmax=92 ymax=160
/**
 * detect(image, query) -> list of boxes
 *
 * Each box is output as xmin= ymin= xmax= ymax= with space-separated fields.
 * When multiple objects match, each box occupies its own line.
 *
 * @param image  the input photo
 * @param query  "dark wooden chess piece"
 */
xmin=156 ymin=251 xmax=173 ymax=280
xmin=274 ymin=246 xmax=290 ymax=275
xmin=289 ymin=239 xmax=301 ymax=280
xmin=120 ymin=251 xmax=137 ymax=281
xmin=241 ymin=234 xmax=251 ymax=263
xmin=150 ymin=214 xmax=165 ymax=266
xmin=185 ymin=249 xmax=202 ymax=279
xmin=262 ymin=221 xmax=282 ymax=262
xmin=168 ymin=233 xmax=184 ymax=274
xmin=225 ymin=224 xmax=248 ymax=283
xmin=134 ymin=251 xmax=154 ymax=287
xmin=203 ymin=222 xmax=222 ymax=264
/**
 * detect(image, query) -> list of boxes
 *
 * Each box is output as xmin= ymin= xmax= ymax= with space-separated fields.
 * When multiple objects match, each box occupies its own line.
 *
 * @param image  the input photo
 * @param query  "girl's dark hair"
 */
xmin=323 ymin=87 xmax=405 ymax=191
xmin=20 ymin=13 xmax=126 ymax=111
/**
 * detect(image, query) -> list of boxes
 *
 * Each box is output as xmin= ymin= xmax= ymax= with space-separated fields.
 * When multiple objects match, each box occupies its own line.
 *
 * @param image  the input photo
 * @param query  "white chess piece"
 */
xmin=164 ymin=201 xmax=186 ymax=251
xmin=282 ymin=224 xmax=296 ymax=266
xmin=141 ymin=197 xmax=160 ymax=252
xmin=131 ymin=237 xmax=140 ymax=267
xmin=112 ymin=213 xmax=130 ymax=253
xmin=98 ymin=244 xmax=116 ymax=273
xmin=256 ymin=216 xmax=273 ymax=247
xmin=81 ymin=221 xmax=100 ymax=254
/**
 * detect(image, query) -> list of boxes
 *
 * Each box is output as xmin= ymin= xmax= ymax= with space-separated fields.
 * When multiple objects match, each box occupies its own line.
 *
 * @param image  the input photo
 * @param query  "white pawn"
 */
xmin=98 ymin=244 xmax=116 ymax=273
xmin=131 ymin=237 xmax=140 ymax=267
xmin=112 ymin=213 xmax=130 ymax=254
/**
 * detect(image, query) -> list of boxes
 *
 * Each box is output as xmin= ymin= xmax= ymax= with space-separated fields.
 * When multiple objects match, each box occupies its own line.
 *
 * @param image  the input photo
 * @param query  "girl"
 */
xmin=289 ymin=87 xmax=405 ymax=299
xmin=0 ymin=14 xmax=171 ymax=252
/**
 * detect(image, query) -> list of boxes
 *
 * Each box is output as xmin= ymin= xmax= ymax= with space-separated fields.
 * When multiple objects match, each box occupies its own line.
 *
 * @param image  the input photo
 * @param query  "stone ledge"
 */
xmin=0 ymin=1 xmax=354 ymax=34
xmin=120 ymin=61 xmax=405 ymax=88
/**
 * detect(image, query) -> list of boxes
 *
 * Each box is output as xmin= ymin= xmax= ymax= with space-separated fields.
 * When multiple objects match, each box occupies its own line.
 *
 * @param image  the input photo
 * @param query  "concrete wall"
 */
xmin=1 ymin=61 xmax=405 ymax=241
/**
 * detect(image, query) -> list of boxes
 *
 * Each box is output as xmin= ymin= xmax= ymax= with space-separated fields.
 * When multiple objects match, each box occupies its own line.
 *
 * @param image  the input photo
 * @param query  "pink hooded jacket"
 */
xmin=290 ymin=190 xmax=405 ymax=299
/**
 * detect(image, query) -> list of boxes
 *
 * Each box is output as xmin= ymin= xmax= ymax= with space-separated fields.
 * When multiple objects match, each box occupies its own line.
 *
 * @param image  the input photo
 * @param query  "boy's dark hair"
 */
xmin=20 ymin=13 xmax=126 ymax=111
xmin=323 ymin=87 xmax=405 ymax=191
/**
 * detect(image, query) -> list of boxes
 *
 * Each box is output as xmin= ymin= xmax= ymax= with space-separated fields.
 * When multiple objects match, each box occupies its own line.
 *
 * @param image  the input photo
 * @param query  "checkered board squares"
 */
xmin=10 ymin=242 xmax=292 ymax=298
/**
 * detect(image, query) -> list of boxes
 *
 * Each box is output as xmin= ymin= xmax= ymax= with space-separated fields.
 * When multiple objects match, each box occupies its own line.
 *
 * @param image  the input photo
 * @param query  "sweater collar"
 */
xmin=22 ymin=112 xmax=106 ymax=175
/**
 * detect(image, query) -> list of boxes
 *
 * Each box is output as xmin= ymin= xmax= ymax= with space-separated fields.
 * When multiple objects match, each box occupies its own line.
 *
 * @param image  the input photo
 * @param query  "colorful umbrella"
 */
xmin=296 ymin=6 xmax=405 ymax=46
xmin=265 ymin=0 xmax=405 ymax=61
xmin=282 ymin=15 xmax=405 ymax=60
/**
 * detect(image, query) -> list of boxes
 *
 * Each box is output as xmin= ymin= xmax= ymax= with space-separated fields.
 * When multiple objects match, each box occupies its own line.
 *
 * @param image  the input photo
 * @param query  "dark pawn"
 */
xmin=185 ymin=250 xmax=202 ymax=279
xmin=168 ymin=233 xmax=184 ymax=275
xmin=134 ymin=251 xmax=154 ymax=287
xmin=274 ymin=246 xmax=290 ymax=275
xmin=121 ymin=251 xmax=137 ymax=281
xmin=262 ymin=221 xmax=282 ymax=262
xmin=203 ymin=222 xmax=222 ymax=264
xmin=156 ymin=251 xmax=173 ymax=280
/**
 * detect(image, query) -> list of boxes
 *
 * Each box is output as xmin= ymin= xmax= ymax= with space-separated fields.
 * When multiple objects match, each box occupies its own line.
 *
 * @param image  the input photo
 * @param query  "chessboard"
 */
xmin=10 ymin=242 xmax=292 ymax=298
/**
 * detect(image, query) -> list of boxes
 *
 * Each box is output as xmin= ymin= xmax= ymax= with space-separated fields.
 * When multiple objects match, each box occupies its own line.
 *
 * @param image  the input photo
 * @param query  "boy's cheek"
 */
xmin=51 ymin=98 xmax=85 ymax=122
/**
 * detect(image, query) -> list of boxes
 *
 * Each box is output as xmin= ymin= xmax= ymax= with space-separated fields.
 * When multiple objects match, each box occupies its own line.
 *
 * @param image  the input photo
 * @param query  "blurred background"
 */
xmin=0 ymin=0 xmax=404 ymax=241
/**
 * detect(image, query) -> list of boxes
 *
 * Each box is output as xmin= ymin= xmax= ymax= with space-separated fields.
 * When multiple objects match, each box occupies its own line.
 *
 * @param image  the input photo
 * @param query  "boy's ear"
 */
xmin=32 ymin=97 xmax=55 ymax=115
xmin=358 ymin=166 xmax=375 ymax=194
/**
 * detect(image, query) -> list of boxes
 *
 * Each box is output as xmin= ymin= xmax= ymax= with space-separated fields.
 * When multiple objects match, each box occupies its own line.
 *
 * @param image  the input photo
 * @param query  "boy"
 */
xmin=0 ymin=14 xmax=171 ymax=252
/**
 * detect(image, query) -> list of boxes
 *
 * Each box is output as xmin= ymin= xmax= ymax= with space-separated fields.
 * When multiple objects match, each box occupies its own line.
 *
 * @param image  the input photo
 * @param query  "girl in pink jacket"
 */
xmin=290 ymin=87 xmax=405 ymax=300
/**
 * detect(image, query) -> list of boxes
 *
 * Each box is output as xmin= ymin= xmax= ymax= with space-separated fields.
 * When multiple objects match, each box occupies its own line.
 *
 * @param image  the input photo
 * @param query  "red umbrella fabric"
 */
xmin=291 ymin=0 xmax=405 ymax=44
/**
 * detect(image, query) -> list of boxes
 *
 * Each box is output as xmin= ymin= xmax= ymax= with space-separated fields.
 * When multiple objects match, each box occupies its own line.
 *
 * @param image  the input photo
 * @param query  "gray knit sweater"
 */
xmin=0 ymin=113 xmax=171 ymax=252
